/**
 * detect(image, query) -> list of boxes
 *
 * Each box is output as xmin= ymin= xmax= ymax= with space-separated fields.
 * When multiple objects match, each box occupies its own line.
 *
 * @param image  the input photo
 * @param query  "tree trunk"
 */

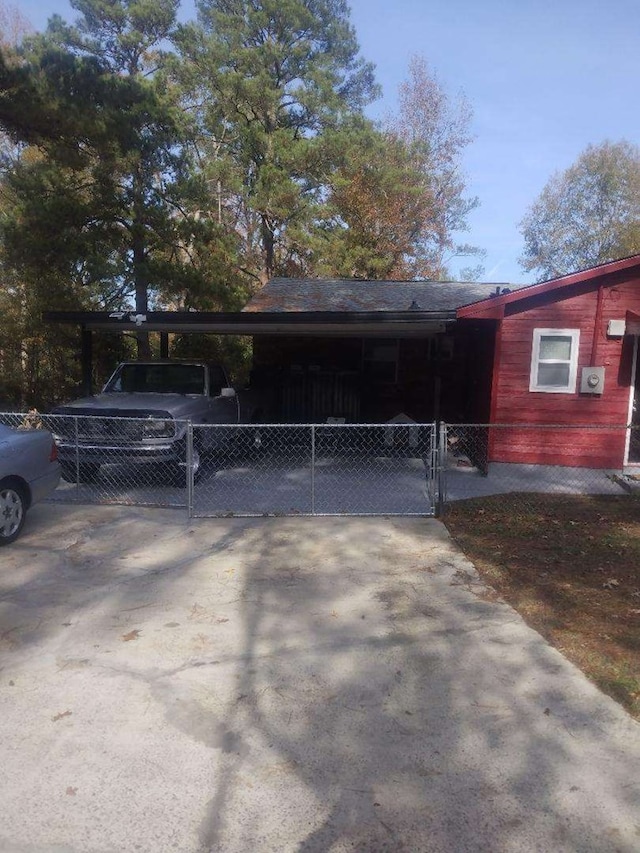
xmin=260 ymin=214 xmax=275 ymax=285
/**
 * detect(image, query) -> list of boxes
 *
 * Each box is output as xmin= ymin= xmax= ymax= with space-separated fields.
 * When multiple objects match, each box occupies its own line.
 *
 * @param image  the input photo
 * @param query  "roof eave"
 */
xmin=43 ymin=309 xmax=457 ymax=336
xmin=456 ymin=255 xmax=640 ymax=319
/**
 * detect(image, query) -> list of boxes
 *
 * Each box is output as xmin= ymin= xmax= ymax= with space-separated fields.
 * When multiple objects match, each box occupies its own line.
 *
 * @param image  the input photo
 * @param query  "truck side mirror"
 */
xmin=221 ymin=387 xmax=236 ymax=398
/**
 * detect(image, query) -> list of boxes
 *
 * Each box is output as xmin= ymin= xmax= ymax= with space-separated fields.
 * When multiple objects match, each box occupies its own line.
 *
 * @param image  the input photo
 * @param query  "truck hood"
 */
xmin=53 ymin=393 xmax=214 ymax=419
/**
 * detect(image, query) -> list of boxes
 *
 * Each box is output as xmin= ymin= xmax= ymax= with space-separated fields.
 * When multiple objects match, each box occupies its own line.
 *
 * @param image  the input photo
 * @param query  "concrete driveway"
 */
xmin=1 ymin=505 xmax=639 ymax=853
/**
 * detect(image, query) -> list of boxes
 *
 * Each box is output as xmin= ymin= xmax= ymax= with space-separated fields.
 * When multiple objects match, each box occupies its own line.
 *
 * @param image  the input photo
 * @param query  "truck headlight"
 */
xmin=142 ymin=418 xmax=175 ymax=438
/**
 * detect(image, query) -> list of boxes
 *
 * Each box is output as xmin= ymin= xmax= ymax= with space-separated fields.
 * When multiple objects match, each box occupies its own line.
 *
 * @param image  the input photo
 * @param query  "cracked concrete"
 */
xmin=0 ymin=503 xmax=639 ymax=852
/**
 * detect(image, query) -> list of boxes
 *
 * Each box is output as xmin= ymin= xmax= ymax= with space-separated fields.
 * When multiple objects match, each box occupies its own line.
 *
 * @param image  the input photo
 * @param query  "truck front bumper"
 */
xmin=56 ymin=442 xmax=183 ymax=466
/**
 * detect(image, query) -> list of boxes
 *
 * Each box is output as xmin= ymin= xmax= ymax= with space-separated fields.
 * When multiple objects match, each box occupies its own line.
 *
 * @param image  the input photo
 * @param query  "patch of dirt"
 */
xmin=444 ymin=493 xmax=640 ymax=720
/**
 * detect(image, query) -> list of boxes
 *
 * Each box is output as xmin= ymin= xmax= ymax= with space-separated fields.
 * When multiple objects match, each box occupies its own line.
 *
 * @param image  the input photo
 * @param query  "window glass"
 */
xmin=539 ymin=336 xmax=572 ymax=361
xmin=105 ymin=364 xmax=205 ymax=394
xmin=537 ymin=363 xmax=570 ymax=387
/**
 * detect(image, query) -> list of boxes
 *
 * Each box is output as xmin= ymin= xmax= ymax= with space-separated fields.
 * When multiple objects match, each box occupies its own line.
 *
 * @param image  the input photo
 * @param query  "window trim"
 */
xmin=529 ymin=328 xmax=580 ymax=393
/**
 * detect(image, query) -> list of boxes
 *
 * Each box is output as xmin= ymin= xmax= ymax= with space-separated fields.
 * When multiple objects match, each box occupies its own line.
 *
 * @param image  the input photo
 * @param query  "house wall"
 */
xmin=489 ymin=276 xmax=640 ymax=468
xmin=450 ymin=320 xmax=497 ymax=423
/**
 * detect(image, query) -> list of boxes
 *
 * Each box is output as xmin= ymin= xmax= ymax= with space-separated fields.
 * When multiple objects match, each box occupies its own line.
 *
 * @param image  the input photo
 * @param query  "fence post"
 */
xmin=186 ymin=421 xmax=194 ymax=518
xmin=428 ymin=422 xmax=437 ymax=513
xmin=311 ymin=424 xmax=316 ymax=516
xmin=437 ymin=422 xmax=447 ymax=517
xmin=74 ymin=416 xmax=80 ymax=490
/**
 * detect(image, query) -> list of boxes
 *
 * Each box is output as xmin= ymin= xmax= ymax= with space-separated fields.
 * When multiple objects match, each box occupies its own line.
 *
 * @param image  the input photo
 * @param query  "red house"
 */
xmin=44 ymin=256 xmax=640 ymax=475
xmin=457 ymin=255 xmax=640 ymax=471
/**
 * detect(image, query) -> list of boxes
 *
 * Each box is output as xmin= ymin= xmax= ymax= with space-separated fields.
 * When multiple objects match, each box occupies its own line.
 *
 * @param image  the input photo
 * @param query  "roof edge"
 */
xmin=457 ymin=254 xmax=640 ymax=319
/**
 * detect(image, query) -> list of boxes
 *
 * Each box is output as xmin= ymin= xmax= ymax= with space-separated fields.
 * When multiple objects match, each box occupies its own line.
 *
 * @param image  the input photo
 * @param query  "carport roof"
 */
xmin=44 ymin=278 xmax=517 ymax=336
xmin=43 ymin=308 xmax=456 ymax=336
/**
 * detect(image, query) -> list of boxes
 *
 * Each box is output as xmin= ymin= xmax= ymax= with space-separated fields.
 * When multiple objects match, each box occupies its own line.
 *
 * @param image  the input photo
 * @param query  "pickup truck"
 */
xmin=51 ymin=360 xmax=256 ymax=485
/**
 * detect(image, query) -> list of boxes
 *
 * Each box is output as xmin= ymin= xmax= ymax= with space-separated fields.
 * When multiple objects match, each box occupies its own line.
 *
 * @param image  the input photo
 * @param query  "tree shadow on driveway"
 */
xmin=0 ymin=507 xmax=639 ymax=852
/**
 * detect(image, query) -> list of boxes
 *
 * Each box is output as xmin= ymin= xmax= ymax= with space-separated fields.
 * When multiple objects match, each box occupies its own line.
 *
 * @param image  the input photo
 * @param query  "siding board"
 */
xmin=490 ymin=278 xmax=640 ymax=468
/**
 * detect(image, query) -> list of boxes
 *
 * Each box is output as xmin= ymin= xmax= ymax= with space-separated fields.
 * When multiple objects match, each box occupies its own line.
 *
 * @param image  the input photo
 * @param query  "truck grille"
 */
xmin=53 ymin=409 xmax=175 ymax=444
xmin=77 ymin=418 xmax=144 ymax=443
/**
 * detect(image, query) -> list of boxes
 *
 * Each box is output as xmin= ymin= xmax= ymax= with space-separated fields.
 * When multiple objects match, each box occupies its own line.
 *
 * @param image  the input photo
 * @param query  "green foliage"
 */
xmin=0 ymin=0 xmax=250 ymax=381
xmin=0 ymin=1 xmax=486 ymax=405
xmin=308 ymin=59 xmax=483 ymax=281
xmin=520 ymin=140 xmax=640 ymax=281
xmin=177 ymin=0 xmax=379 ymax=282
xmin=169 ymin=333 xmax=253 ymax=385
xmin=308 ymin=121 xmax=427 ymax=279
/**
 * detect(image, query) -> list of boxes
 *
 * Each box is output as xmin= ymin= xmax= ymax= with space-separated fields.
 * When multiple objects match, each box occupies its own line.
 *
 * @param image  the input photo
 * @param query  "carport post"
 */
xmin=311 ymin=425 xmax=316 ymax=515
xmin=160 ymin=332 xmax=169 ymax=359
xmin=80 ymin=326 xmax=93 ymax=396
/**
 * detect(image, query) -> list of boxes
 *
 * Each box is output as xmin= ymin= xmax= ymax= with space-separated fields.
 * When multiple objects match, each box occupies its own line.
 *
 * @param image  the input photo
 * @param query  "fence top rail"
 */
xmin=0 ymin=413 xmax=437 ymax=429
xmin=192 ymin=422 xmax=435 ymax=428
xmin=444 ymin=422 xmax=637 ymax=430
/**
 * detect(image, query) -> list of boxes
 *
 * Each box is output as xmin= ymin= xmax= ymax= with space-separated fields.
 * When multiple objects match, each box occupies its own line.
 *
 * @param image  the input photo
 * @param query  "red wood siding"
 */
xmin=490 ymin=277 xmax=640 ymax=468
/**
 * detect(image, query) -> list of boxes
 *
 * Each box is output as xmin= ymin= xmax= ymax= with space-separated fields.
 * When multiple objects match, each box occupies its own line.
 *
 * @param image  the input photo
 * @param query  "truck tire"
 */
xmin=60 ymin=462 xmax=100 ymax=484
xmin=169 ymin=445 xmax=202 ymax=487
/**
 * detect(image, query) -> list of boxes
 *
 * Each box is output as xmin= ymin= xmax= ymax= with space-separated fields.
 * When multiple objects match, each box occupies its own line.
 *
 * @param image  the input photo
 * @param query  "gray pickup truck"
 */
xmin=51 ymin=360 xmax=256 ymax=484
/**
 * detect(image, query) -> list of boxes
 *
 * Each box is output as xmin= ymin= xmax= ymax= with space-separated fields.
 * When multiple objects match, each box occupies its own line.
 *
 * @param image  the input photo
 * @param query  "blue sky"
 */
xmin=16 ymin=0 xmax=640 ymax=283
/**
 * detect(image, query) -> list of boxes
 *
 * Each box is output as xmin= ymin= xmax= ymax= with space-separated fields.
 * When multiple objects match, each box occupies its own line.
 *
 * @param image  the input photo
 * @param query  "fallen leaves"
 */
xmin=444 ymin=493 xmax=640 ymax=719
xmin=121 ymin=629 xmax=141 ymax=642
xmin=52 ymin=710 xmax=72 ymax=722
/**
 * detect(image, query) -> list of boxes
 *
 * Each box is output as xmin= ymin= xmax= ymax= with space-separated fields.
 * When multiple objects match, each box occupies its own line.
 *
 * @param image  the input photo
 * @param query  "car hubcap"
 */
xmin=0 ymin=488 xmax=23 ymax=538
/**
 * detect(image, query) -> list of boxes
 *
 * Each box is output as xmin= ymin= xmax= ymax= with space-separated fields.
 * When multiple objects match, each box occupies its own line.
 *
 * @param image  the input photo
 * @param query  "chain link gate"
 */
xmin=191 ymin=422 xmax=438 ymax=517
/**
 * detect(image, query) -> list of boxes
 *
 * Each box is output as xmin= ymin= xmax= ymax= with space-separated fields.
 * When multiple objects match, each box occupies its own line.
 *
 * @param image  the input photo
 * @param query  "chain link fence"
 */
xmin=440 ymin=423 xmax=640 ymax=514
xmin=3 ymin=411 xmax=639 ymax=517
xmin=0 ymin=411 xmax=190 ymax=508
xmin=0 ymin=413 xmax=436 ymax=516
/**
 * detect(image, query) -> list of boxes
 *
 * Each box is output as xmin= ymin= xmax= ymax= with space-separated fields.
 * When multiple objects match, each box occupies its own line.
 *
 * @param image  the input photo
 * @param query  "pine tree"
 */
xmin=177 ymin=0 xmax=378 ymax=284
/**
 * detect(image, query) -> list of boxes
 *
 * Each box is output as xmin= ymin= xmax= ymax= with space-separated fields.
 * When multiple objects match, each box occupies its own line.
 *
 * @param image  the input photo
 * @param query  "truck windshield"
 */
xmin=105 ymin=364 xmax=206 ymax=395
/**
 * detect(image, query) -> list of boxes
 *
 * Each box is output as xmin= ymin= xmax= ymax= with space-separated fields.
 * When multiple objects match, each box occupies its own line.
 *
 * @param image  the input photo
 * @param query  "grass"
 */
xmin=444 ymin=493 xmax=640 ymax=720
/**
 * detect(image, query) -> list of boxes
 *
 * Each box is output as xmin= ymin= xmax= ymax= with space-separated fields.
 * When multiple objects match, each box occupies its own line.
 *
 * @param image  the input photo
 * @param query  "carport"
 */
xmin=44 ymin=278 xmax=501 ymax=425
xmin=42 ymin=281 xmax=503 ymax=517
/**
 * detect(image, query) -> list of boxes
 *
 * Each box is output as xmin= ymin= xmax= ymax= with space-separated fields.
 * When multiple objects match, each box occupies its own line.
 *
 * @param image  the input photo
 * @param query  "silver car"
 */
xmin=0 ymin=424 xmax=61 ymax=545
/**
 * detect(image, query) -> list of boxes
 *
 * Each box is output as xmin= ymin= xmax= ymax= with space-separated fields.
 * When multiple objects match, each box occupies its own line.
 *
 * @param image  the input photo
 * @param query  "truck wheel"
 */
xmin=60 ymin=462 xmax=100 ymax=484
xmin=169 ymin=446 xmax=202 ymax=487
xmin=0 ymin=479 xmax=27 ymax=545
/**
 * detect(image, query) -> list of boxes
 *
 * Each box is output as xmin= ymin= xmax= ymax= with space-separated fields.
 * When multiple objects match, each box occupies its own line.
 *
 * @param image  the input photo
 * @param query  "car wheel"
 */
xmin=0 ymin=480 xmax=27 ymax=546
xmin=60 ymin=462 xmax=100 ymax=484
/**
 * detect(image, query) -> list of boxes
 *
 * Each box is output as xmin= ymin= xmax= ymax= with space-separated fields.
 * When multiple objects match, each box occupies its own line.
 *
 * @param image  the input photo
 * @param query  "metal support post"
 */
xmin=437 ymin=422 xmax=447 ymax=517
xmin=311 ymin=425 xmax=316 ymax=515
xmin=187 ymin=422 xmax=194 ymax=518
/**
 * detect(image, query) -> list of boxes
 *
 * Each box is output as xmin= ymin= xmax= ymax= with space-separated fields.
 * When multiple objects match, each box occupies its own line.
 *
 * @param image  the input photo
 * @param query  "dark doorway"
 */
xmin=629 ymin=337 xmax=640 ymax=463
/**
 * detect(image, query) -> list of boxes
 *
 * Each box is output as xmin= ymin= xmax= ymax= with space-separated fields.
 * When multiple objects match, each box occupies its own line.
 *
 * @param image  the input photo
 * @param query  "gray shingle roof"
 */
xmin=242 ymin=278 xmax=521 ymax=313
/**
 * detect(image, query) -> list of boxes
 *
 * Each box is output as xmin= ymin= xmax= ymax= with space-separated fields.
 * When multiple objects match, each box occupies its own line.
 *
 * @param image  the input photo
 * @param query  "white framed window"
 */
xmin=529 ymin=329 xmax=580 ymax=393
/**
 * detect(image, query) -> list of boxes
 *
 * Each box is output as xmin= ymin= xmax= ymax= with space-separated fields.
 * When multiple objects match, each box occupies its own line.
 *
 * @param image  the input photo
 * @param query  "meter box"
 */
xmin=580 ymin=366 xmax=605 ymax=394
